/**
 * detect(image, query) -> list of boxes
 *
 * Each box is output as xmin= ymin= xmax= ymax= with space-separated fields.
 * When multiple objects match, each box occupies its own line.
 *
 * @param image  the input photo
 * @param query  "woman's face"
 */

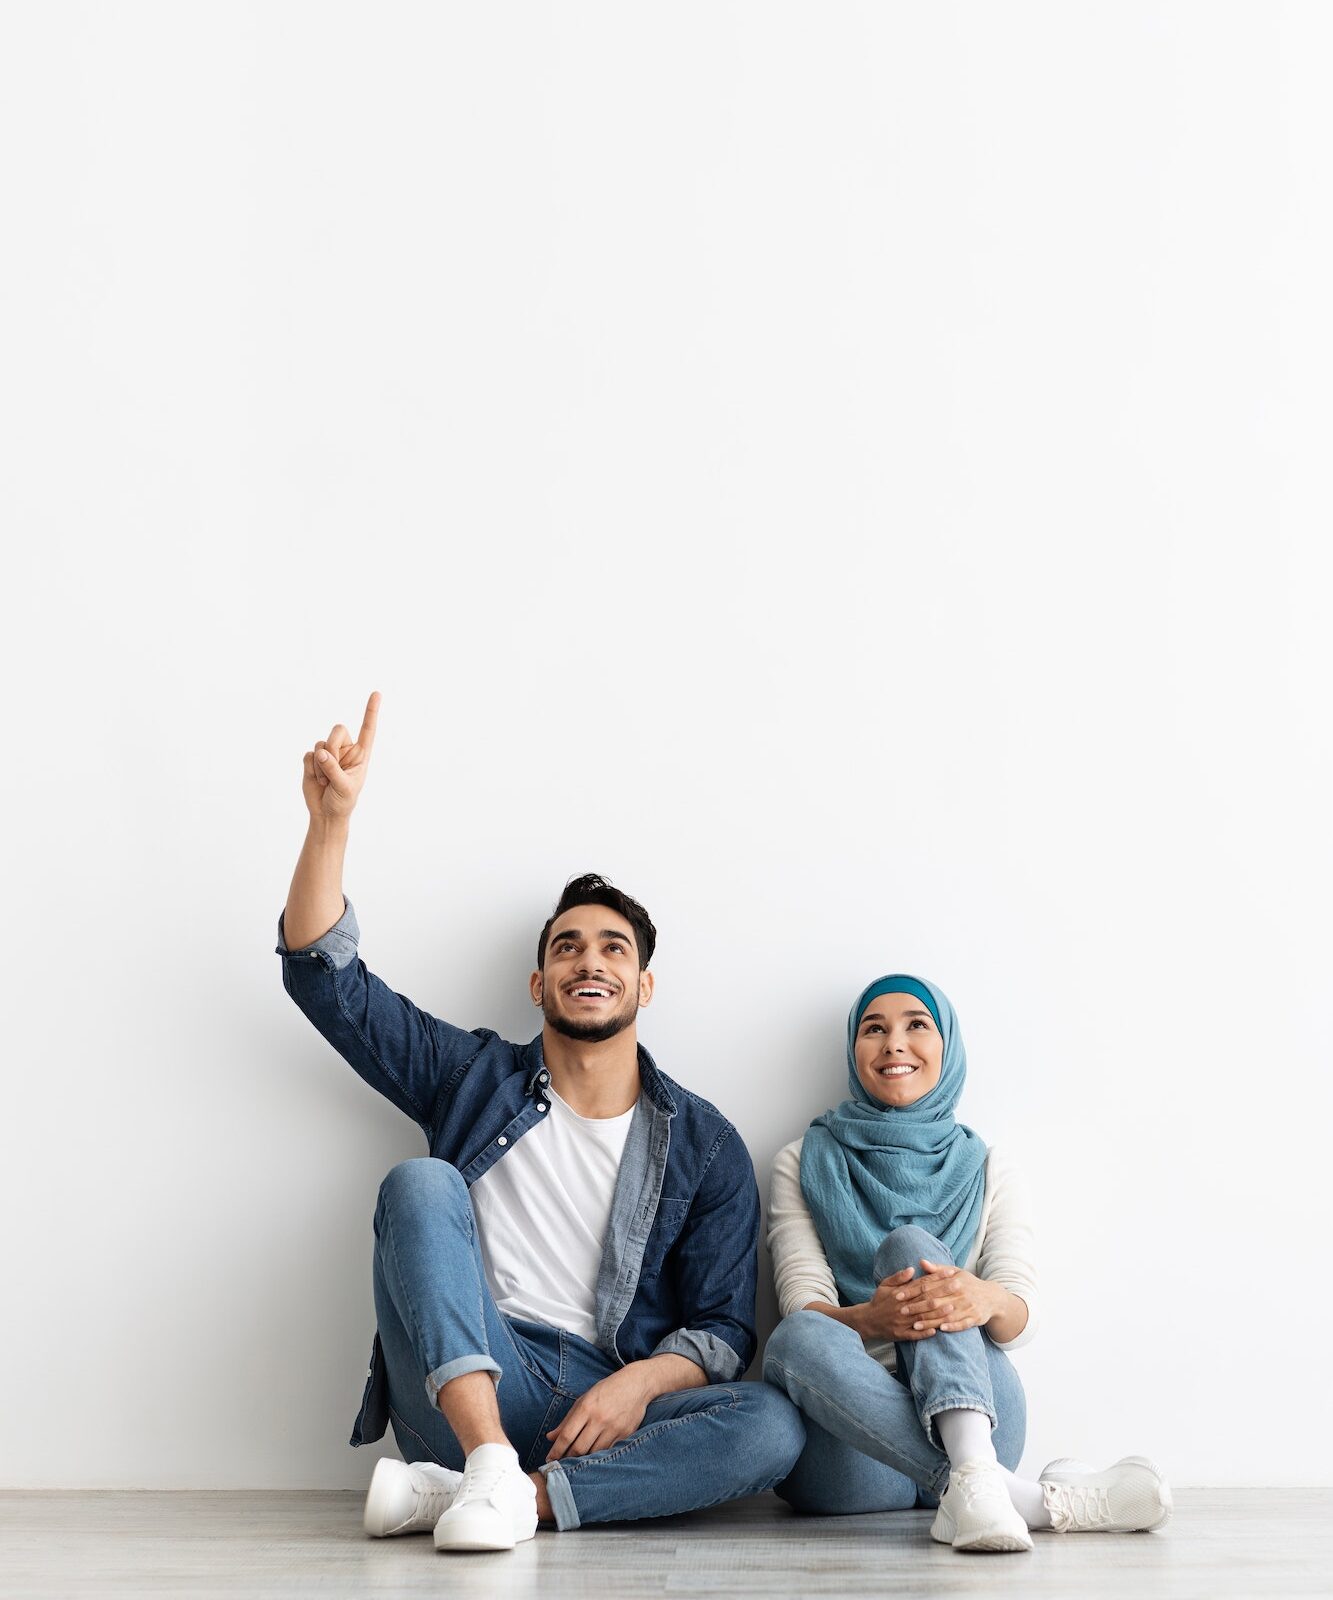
xmin=853 ymin=992 xmax=944 ymax=1107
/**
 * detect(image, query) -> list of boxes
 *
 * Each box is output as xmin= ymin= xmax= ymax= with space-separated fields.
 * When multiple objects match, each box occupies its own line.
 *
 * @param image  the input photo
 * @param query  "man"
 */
xmin=276 ymin=691 xmax=803 ymax=1553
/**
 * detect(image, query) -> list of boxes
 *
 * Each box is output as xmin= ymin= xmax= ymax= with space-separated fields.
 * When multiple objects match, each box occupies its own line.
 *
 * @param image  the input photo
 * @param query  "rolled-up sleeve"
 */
xmin=651 ymin=1128 xmax=760 ymax=1382
xmin=276 ymin=896 xmax=361 ymax=969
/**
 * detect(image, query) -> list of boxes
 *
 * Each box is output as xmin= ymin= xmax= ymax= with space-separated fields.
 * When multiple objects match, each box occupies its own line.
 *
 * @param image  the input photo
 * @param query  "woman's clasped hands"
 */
xmin=863 ymin=1259 xmax=1004 ymax=1341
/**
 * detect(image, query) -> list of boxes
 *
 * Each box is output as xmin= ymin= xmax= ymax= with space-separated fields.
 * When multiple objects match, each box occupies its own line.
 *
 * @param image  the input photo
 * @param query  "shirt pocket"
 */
xmin=638 ymin=1197 xmax=690 ymax=1282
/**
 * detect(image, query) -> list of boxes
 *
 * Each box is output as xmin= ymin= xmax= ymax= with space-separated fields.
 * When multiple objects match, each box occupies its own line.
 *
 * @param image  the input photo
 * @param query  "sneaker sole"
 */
xmin=955 ymin=1529 xmax=1035 ymax=1553
xmin=930 ymin=1506 xmax=1033 ymax=1553
xmin=433 ymin=1511 xmax=536 ymax=1553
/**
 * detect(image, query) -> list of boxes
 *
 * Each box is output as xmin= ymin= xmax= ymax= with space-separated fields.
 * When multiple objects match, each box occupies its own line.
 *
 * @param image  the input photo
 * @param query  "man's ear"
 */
xmin=530 ymin=970 xmax=544 ymax=1007
xmin=638 ymin=969 xmax=655 ymax=1007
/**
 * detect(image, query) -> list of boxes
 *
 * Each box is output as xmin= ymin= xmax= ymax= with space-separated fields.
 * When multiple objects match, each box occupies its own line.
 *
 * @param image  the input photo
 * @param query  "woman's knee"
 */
xmin=873 ymin=1223 xmax=950 ymax=1280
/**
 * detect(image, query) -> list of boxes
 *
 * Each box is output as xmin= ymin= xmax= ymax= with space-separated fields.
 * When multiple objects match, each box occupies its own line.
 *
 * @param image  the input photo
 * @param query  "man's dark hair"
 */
xmin=537 ymin=873 xmax=657 ymax=971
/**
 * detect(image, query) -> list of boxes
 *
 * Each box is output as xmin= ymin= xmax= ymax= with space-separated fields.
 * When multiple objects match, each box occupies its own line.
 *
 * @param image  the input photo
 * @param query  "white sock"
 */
xmin=935 ymin=1408 xmax=996 ymax=1468
xmin=1000 ymin=1467 xmax=1053 ymax=1529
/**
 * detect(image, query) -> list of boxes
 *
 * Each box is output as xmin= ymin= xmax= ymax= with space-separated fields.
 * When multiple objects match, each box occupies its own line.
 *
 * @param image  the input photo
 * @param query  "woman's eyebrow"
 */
xmin=862 ymin=1008 xmax=933 ymax=1024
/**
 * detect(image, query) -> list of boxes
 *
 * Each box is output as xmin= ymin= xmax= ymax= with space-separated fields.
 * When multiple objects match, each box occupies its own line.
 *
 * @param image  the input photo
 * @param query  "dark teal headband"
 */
xmin=854 ymin=975 xmax=943 ymax=1034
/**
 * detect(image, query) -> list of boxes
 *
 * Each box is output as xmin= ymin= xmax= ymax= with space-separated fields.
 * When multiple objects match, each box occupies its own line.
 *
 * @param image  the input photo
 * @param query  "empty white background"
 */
xmin=2 ymin=2 xmax=1329 ymax=1488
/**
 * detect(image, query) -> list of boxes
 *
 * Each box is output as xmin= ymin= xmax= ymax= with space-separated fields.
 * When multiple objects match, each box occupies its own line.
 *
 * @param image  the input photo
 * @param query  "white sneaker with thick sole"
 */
xmin=363 ymin=1458 xmax=463 ymax=1537
xmin=432 ymin=1442 xmax=538 ymax=1553
xmin=1038 ymin=1455 xmax=1172 ymax=1532
xmin=930 ymin=1460 xmax=1034 ymax=1553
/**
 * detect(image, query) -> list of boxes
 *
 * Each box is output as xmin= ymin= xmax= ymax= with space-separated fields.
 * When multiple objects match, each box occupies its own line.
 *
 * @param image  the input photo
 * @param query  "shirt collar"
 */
xmin=522 ymin=1036 xmax=676 ymax=1116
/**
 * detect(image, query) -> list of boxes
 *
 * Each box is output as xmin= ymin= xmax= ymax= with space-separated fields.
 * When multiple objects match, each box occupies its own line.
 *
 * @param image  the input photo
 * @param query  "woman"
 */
xmin=763 ymin=973 xmax=1170 ymax=1553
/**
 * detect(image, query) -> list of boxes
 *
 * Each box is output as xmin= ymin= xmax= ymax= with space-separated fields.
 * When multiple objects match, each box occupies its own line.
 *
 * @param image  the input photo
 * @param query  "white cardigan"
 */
xmin=767 ymin=1137 xmax=1040 ymax=1372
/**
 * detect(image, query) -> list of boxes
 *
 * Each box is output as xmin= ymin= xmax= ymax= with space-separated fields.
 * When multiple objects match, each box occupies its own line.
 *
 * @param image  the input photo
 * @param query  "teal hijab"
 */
xmin=799 ymin=974 xmax=988 ymax=1307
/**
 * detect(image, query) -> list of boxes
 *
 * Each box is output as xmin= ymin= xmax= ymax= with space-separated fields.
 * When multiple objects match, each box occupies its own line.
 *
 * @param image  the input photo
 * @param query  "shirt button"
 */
xmin=538 ymin=1103 xmax=548 ymax=1113
xmin=497 ymin=1135 xmax=508 ymax=1146
xmin=539 ymin=1072 xmax=550 ymax=1083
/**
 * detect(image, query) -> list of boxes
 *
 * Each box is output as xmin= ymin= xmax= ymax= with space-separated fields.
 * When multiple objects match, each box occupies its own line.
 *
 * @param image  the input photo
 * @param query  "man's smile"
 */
xmin=564 ymin=982 xmax=617 ymax=1003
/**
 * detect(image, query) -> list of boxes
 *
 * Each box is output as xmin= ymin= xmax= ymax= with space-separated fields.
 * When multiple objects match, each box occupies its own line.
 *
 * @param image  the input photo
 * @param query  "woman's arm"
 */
xmin=767 ymin=1141 xmax=842 ymax=1317
xmin=980 ymin=1285 xmax=1029 ymax=1344
xmin=973 ymin=1149 xmax=1039 ymax=1349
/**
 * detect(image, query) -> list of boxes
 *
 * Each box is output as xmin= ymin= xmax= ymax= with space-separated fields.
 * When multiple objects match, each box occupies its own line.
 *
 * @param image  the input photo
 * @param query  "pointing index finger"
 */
xmin=356 ymin=691 xmax=381 ymax=757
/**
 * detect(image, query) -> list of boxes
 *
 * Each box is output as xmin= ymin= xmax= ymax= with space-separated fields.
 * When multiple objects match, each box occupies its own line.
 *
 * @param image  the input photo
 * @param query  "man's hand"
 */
xmin=892 ymin=1258 xmax=1005 ymax=1334
xmin=544 ymin=1365 xmax=655 ymax=1461
xmin=302 ymin=691 xmax=380 ymax=822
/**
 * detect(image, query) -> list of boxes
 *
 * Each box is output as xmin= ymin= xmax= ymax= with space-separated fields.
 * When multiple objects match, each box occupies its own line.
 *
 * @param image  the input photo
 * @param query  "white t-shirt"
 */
xmin=468 ymin=1086 xmax=637 ymax=1344
xmin=767 ymin=1137 xmax=1040 ymax=1372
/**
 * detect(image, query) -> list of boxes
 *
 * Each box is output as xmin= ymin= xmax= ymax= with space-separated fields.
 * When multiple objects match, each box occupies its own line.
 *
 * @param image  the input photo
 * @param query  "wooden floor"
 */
xmin=2 ymin=1489 xmax=1329 ymax=1598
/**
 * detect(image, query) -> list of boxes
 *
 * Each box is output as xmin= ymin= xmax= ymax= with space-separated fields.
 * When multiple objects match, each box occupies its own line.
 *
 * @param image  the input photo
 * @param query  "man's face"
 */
xmin=531 ymin=903 xmax=653 ymax=1043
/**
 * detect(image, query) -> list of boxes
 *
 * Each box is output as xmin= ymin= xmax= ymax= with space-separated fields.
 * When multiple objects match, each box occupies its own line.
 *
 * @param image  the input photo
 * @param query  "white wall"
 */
xmin=2 ymin=2 xmax=1329 ymax=1489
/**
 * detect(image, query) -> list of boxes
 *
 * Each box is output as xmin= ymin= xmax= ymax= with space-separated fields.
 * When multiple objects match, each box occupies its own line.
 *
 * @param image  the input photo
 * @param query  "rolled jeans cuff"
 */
xmin=921 ymin=1396 xmax=997 ymax=1454
xmin=539 ymin=1461 xmax=580 ymax=1531
xmin=424 ymin=1353 xmax=502 ymax=1410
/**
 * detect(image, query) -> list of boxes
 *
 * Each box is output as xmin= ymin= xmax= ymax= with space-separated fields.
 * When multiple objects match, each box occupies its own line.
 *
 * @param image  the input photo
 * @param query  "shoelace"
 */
xmin=455 ymin=1460 xmax=512 ymax=1509
xmin=950 ymin=1465 xmax=1006 ymax=1513
xmin=1048 ymin=1481 xmax=1112 ymax=1532
xmin=409 ymin=1475 xmax=453 ymax=1523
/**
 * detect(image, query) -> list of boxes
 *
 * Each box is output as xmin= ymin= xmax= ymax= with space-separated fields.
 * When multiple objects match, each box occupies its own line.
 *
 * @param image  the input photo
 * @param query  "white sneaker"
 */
xmin=1041 ymin=1456 xmax=1095 ymax=1482
xmin=363 ymin=1458 xmax=462 ymax=1536
xmin=1039 ymin=1455 xmax=1172 ymax=1532
xmin=432 ymin=1442 xmax=538 ymax=1553
xmin=930 ymin=1460 xmax=1033 ymax=1553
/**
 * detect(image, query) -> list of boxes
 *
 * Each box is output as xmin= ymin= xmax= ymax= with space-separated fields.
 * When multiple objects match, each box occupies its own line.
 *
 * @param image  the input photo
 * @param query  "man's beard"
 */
xmin=543 ymin=990 xmax=639 ymax=1044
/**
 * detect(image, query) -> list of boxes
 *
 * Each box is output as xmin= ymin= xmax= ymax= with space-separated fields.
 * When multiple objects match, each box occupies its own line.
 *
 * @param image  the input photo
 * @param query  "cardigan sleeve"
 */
xmin=767 ymin=1138 xmax=841 ymax=1318
xmin=974 ymin=1146 xmax=1040 ymax=1351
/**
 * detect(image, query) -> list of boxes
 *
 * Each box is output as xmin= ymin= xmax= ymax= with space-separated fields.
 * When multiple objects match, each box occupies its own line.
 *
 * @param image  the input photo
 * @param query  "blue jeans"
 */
xmin=371 ymin=1158 xmax=805 ymax=1530
xmin=762 ymin=1225 xmax=1027 ymax=1512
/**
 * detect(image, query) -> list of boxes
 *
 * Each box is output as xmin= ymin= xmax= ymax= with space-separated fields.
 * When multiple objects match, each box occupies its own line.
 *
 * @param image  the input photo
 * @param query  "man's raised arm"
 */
xmin=282 ymin=691 xmax=380 ymax=950
xmin=277 ymin=690 xmax=489 ymax=1137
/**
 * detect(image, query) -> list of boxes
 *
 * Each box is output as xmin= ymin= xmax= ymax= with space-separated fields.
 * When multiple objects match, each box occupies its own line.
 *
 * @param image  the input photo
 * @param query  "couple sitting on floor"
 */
xmin=277 ymin=693 xmax=1171 ymax=1556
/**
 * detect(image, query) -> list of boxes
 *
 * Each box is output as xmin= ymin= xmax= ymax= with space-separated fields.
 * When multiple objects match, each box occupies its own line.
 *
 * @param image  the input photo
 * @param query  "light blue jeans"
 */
xmin=371 ymin=1158 xmax=805 ymax=1530
xmin=762 ymin=1224 xmax=1026 ymax=1512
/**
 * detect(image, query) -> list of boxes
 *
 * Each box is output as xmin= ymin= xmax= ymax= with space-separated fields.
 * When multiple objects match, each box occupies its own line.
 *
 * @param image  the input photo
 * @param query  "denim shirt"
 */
xmin=276 ymin=898 xmax=761 ymax=1446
